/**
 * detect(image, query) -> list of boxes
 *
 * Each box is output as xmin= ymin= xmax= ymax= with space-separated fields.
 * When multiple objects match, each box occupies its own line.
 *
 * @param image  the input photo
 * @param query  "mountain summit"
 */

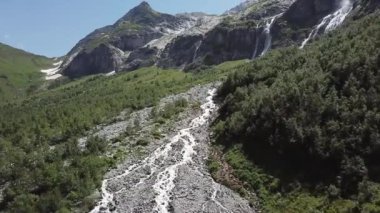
xmin=59 ymin=0 xmax=377 ymax=79
xmin=117 ymin=1 xmax=159 ymax=25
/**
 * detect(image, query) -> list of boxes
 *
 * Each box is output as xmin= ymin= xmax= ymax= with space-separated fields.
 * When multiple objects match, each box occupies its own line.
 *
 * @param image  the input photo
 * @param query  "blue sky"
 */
xmin=0 ymin=0 xmax=242 ymax=57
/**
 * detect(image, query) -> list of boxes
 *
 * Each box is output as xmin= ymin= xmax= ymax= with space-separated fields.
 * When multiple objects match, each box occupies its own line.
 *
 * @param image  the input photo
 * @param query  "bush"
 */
xmin=214 ymin=11 xmax=380 ymax=205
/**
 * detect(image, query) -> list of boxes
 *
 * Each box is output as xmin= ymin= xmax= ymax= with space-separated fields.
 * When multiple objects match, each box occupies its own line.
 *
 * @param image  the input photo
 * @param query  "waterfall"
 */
xmin=300 ymin=0 xmax=353 ymax=49
xmin=325 ymin=0 xmax=353 ymax=32
xmin=260 ymin=13 xmax=283 ymax=57
xmin=299 ymin=14 xmax=333 ymax=49
xmin=251 ymin=23 xmax=260 ymax=59
xmin=192 ymin=40 xmax=202 ymax=62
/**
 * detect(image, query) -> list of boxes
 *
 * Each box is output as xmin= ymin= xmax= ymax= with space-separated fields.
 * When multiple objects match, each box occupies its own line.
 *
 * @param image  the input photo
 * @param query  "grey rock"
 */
xmin=63 ymin=44 xmax=126 ymax=78
xmin=89 ymin=84 xmax=256 ymax=213
xmin=60 ymin=0 xmax=370 ymax=78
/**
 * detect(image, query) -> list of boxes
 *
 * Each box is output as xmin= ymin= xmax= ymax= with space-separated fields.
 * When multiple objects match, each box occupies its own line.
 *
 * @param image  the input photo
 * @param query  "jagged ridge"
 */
xmin=59 ymin=0 xmax=375 ymax=78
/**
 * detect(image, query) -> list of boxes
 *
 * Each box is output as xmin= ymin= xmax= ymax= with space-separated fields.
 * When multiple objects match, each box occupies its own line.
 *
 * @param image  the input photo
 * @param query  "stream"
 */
xmin=90 ymin=88 xmax=255 ymax=213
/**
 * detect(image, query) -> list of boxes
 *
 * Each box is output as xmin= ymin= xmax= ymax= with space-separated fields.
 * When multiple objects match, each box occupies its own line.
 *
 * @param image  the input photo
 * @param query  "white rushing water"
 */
xmin=251 ymin=23 xmax=260 ymax=59
xmin=192 ymin=40 xmax=202 ymax=62
xmin=299 ymin=14 xmax=333 ymax=49
xmin=210 ymin=182 xmax=231 ymax=212
xmin=300 ymin=0 xmax=353 ymax=49
xmin=260 ymin=13 xmax=283 ymax=57
xmin=90 ymin=89 xmax=219 ymax=213
xmin=325 ymin=0 xmax=353 ymax=31
xmin=152 ymin=89 xmax=216 ymax=213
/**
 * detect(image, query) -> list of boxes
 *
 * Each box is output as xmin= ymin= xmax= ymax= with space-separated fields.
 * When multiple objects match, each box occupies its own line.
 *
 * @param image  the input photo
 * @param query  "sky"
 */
xmin=0 ymin=0 xmax=242 ymax=57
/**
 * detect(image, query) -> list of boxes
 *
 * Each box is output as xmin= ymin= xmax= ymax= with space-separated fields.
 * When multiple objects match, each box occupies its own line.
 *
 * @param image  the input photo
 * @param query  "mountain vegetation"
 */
xmin=1 ymin=0 xmax=379 ymax=212
xmin=0 ymin=61 xmax=243 ymax=212
xmin=213 ymin=9 xmax=380 ymax=212
xmin=0 ymin=43 xmax=52 ymax=101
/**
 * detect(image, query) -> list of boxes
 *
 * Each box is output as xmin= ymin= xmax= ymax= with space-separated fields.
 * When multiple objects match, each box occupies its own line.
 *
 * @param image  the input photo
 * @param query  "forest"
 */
xmin=1 ymin=2 xmax=380 ymax=212
xmin=213 ymin=10 xmax=380 ymax=211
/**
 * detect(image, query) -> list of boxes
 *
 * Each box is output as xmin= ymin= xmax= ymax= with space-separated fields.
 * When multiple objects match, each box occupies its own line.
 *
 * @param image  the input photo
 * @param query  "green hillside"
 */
xmin=212 ymin=10 xmax=380 ymax=212
xmin=1 ymin=2 xmax=379 ymax=212
xmin=0 ymin=43 xmax=52 ymax=102
xmin=0 ymin=60 xmax=244 ymax=212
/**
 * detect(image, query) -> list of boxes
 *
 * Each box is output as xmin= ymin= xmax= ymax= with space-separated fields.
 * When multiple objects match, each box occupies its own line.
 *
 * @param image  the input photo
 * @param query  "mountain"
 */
xmin=213 ymin=6 xmax=380 ymax=212
xmin=60 ymin=1 xmax=218 ymax=78
xmin=59 ymin=0 xmax=373 ymax=79
xmin=0 ymin=0 xmax=379 ymax=212
xmin=0 ymin=43 xmax=52 ymax=101
xmin=223 ymin=0 xmax=259 ymax=15
xmin=60 ymin=0 xmax=294 ymax=78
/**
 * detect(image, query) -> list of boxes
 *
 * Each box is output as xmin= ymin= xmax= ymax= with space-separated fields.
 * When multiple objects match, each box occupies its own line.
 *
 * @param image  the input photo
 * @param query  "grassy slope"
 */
xmin=0 ymin=43 xmax=52 ymax=102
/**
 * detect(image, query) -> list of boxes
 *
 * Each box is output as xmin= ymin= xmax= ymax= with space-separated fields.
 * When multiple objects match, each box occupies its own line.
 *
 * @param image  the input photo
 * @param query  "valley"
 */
xmin=0 ymin=0 xmax=379 ymax=212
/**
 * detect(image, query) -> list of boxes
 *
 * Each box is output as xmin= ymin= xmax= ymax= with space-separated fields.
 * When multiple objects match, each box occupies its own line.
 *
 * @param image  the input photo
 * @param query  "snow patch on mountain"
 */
xmin=41 ymin=61 xmax=63 ymax=80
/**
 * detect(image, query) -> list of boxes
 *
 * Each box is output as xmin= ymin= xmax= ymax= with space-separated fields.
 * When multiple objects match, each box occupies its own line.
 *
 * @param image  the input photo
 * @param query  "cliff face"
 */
xmin=283 ymin=0 xmax=336 ymax=27
xmin=157 ymin=35 xmax=203 ymax=69
xmin=63 ymin=44 xmax=126 ymax=78
xmin=61 ymin=1 xmax=196 ymax=78
xmin=158 ymin=0 xmax=294 ymax=70
xmin=182 ymin=0 xmax=294 ymax=69
xmin=270 ymin=0 xmax=340 ymax=49
xmin=60 ymin=0 xmax=377 ymax=78
xmin=192 ymin=25 xmax=258 ymax=66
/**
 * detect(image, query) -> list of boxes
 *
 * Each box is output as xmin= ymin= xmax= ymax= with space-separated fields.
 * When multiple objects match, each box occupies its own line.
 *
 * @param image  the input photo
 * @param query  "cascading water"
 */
xmin=89 ymin=88 xmax=254 ymax=213
xmin=299 ymin=14 xmax=333 ymax=49
xmin=325 ymin=0 xmax=353 ymax=31
xmin=300 ymin=0 xmax=353 ymax=49
xmin=251 ymin=23 xmax=260 ymax=59
xmin=192 ymin=40 xmax=202 ymax=62
xmin=259 ymin=13 xmax=283 ymax=57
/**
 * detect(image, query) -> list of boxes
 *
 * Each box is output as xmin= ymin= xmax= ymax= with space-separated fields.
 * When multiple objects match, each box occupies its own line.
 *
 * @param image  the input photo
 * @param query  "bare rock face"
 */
xmin=61 ymin=1 xmax=194 ymax=78
xmin=157 ymin=35 xmax=203 ymax=69
xmin=157 ymin=0 xmax=294 ymax=70
xmin=59 ymin=0 xmax=375 ymax=78
xmin=192 ymin=25 xmax=258 ymax=66
xmin=271 ymin=0 xmax=361 ymax=49
xmin=282 ymin=0 xmax=337 ymax=27
xmin=110 ymin=32 xmax=162 ymax=52
xmin=358 ymin=0 xmax=380 ymax=15
xmin=63 ymin=44 xmax=126 ymax=78
xmin=122 ymin=47 xmax=158 ymax=71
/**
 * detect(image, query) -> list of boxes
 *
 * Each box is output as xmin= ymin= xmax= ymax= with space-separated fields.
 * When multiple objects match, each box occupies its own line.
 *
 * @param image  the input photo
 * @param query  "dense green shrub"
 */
xmin=215 ymin=11 xmax=380 ymax=202
xmin=0 ymin=60 xmax=244 ymax=211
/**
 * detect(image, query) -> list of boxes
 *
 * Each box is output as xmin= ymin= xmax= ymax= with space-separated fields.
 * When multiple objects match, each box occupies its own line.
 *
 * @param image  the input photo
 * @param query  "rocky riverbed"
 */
xmin=88 ymin=84 xmax=256 ymax=213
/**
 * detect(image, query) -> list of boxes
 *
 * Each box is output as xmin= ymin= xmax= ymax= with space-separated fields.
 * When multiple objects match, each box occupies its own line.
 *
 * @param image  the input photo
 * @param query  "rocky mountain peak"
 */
xmin=117 ymin=1 xmax=157 ymax=25
xmin=132 ymin=1 xmax=153 ymax=12
xmin=60 ymin=0 xmax=375 ymax=79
